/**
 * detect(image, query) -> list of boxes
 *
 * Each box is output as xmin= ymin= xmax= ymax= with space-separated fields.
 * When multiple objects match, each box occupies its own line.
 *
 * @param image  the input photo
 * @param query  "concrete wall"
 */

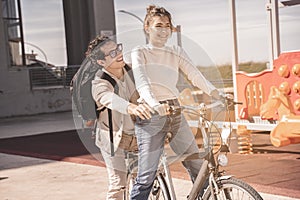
xmin=0 ymin=87 xmax=71 ymax=118
xmin=0 ymin=0 xmax=115 ymax=118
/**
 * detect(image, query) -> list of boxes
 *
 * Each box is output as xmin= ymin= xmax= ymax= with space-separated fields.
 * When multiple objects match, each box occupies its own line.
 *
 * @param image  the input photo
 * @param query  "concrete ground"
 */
xmin=0 ymin=111 xmax=299 ymax=200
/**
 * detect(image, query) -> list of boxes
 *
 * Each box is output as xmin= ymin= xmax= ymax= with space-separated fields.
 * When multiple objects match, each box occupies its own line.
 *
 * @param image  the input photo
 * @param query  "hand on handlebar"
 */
xmin=127 ymin=103 xmax=154 ymax=120
xmin=153 ymin=103 xmax=170 ymax=116
xmin=221 ymin=93 xmax=244 ymax=106
xmin=211 ymin=90 xmax=242 ymax=106
xmin=223 ymin=93 xmax=234 ymax=100
xmin=211 ymin=89 xmax=233 ymax=100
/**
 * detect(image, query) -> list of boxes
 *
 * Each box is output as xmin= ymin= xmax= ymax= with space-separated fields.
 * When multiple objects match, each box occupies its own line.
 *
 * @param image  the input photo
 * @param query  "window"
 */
xmin=2 ymin=0 xmax=26 ymax=66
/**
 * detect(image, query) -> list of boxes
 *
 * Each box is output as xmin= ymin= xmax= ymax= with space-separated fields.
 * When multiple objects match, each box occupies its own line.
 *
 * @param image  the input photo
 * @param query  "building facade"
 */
xmin=0 ymin=0 xmax=116 ymax=117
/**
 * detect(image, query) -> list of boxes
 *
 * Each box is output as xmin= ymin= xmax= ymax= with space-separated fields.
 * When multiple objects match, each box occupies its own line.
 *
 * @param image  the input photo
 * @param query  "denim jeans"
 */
xmin=130 ymin=113 xmax=203 ymax=200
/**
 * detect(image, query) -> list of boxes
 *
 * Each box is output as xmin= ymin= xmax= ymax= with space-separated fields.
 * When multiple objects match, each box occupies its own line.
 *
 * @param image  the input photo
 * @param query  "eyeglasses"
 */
xmin=105 ymin=43 xmax=123 ymax=58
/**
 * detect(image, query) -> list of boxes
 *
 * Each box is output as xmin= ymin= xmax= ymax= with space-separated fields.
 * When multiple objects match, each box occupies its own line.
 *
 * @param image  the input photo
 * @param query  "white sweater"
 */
xmin=131 ymin=44 xmax=217 ymax=108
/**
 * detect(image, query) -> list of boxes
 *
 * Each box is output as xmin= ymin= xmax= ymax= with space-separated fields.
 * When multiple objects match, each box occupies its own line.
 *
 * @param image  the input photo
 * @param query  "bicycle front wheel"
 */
xmin=202 ymin=177 xmax=263 ymax=200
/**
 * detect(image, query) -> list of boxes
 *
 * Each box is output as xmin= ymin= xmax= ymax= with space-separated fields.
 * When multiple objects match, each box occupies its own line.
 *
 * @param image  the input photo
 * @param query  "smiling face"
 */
xmin=145 ymin=16 xmax=172 ymax=47
xmin=97 ymin=41 xmax=125 ymax=70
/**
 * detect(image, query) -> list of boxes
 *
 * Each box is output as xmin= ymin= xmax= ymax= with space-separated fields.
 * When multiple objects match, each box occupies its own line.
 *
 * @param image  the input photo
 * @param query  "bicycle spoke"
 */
xmin=203 ymin=178 xmax=263 ymax=200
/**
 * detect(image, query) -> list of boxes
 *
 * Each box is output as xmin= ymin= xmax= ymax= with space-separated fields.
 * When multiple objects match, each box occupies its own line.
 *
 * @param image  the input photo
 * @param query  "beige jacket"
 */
xmin=91 ymin=67 xmax=138 ymax=153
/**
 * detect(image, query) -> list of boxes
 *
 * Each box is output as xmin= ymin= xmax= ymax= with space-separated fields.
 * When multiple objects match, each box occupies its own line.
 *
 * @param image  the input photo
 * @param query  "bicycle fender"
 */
xmin=217 ymin=175 xmax=233 ymax=181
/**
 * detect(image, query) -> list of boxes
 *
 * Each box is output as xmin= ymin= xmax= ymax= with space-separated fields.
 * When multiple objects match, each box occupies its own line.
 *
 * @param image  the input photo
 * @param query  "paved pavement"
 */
xmin=0 ymin=111 xmax=299 ymax=200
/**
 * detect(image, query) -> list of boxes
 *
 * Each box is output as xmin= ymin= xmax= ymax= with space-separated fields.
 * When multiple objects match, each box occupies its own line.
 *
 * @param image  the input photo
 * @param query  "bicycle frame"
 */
xmin=160 ymin=100 xmax=232 ymax=200
xmin=187 ymin=101 xmax=227 ymax=200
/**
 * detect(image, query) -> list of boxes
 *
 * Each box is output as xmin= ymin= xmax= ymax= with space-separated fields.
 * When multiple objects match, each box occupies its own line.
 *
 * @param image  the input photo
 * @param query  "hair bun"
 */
xmin=146 ymin=5 xmax=156 ymax=13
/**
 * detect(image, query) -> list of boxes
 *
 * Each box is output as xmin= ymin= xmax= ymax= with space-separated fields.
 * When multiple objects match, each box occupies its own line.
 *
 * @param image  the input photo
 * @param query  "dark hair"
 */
xmin=85 ymin=35 xmax=114 ymax=61
xmin=143 ymin=5 xmax=174 ymax=35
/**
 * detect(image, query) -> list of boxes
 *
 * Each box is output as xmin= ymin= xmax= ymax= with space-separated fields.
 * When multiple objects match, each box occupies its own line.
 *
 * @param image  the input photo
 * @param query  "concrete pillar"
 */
xmin=62 ymin=0 xmax=116 ymax=65
xmin=0 ymin=0 xmax=10 ymax=71
xmin=92 ymin=0 xmax=116 ymax=37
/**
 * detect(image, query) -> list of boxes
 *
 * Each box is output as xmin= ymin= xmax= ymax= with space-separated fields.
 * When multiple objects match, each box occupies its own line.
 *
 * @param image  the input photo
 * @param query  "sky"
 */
xmin=20 ymin=0 xmax=300 ymax=66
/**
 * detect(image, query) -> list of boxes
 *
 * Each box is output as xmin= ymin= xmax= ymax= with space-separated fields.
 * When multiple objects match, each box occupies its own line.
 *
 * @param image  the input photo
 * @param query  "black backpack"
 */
xmin=70 ymin=58 xmax=134 ymax=120
xmin=70 ymin=58 xmax=100 ymax=122
xmin=70 ymin=59 xmax=134 ymax=156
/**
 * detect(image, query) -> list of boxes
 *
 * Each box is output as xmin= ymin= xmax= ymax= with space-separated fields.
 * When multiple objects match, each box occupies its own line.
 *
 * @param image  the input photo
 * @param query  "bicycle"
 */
xmin=125 ymin=97 xmax=263 ymax=200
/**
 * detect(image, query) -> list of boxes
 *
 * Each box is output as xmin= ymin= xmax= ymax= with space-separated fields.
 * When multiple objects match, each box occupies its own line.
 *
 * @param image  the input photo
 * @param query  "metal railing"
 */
xmin=28 ymin=65 xmax=80 ymax=90
xmin=28 ymin=65 xmax=233 ymax=90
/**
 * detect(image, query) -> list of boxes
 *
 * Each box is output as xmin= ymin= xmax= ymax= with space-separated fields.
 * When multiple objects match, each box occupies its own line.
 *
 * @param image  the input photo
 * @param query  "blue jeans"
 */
xmin=130 ymin=113 xmax=203 ymax=200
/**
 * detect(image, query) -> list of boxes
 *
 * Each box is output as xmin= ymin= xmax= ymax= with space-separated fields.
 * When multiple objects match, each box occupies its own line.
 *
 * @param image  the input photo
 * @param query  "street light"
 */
xmin=118 ymin=10 xmax=148 ymax=44
xmin=24 ymin=41 xmax=48 ymax=67
xmin=118 ymin=10 xmax=144 ymax=24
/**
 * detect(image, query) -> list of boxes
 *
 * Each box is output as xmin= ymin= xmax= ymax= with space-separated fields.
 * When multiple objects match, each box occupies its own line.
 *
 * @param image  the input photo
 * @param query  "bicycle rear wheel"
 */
xmin=202 ymin=177 xmax=263 ymax=200
xmin=125 ymin=171 xmax=171 ymax=200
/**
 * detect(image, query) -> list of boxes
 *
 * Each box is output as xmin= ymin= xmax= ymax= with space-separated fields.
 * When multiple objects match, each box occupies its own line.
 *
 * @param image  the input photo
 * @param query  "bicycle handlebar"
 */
xmin=169 ymin=96 xmax=242 ymax=114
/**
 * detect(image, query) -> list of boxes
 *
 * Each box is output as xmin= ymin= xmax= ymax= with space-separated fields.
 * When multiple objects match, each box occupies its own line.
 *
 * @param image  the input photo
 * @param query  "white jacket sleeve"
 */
xmin=91 ymin=77 xmax=130 ymax=115
xmin=131 ymin=47 xmax=160 ymax=108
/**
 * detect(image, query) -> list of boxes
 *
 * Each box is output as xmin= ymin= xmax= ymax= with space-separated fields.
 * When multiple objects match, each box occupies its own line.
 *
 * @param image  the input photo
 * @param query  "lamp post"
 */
xmin=118 ymin=10 xmax=143 ymax=24
xmin=118 ymin=10 xmax=148 ymax=44
xmin=24 ymin=41 xmax=48 ymax=66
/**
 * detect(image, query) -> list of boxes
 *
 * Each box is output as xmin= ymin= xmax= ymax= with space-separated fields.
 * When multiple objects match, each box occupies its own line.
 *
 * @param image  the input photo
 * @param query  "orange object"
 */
xmin=292 ymin=64 xmax=300 ymax=77
xmin=295 ymin=99 xmax=300 ymax=111
xmin=236 ymin=51 xmax=300 ymax=119
xmin=260 ymin=86 xmax=295 ymax=119
xmin=236 ymin=51 xmax=300 ymax=147
xmin=236 ymin=125 xmax=253 ymax=154
xmin=278 ymin=64 xmax=290 ymax=78
xmin=293 ymin=81 xmax=300 ymax=95
xmin=269 ymin=116 xmax=300 ymax=147
xmin=278 ymin=81 xmax=291 ymax=95
xmin=260 ymin=86 xmax=300 ymax=147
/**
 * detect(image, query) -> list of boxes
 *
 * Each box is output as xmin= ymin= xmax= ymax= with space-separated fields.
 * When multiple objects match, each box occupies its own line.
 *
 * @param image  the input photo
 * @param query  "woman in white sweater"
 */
xmin=130 ymin=5 xmax=221 ymax=199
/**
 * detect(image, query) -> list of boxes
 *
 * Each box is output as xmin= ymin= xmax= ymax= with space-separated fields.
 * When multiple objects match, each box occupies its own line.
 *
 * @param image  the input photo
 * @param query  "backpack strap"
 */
xmin=107 ymin=109 xmax=114 ymax=156
xmin=98 ymin=65 xmax=134 ymax=157
xmin=124 ymin=64 xmax=135 ymax=83
xmin=100 ymin=72 xmax=119 ymax=93
xmin=99 ymin=71 xmax=118 ymax=157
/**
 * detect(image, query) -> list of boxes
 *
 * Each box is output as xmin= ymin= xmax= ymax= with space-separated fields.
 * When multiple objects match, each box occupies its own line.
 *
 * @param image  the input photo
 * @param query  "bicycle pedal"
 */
xmin=151 ymin=186 xmax=159 ymax=195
